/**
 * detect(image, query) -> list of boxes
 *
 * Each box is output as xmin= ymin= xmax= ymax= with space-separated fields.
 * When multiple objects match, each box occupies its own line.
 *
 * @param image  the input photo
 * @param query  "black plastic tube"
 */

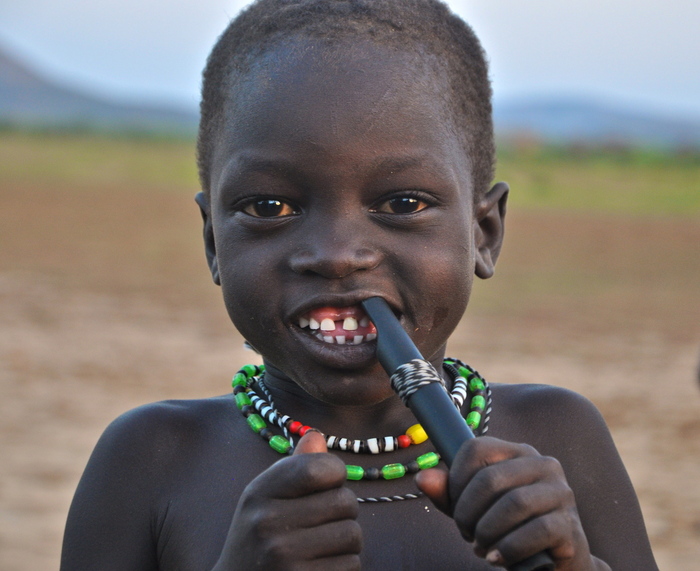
xmin=361 ymin=297 xmax=554 ymax=571
xmin=362 ymin=296 xmax=474 ymax=465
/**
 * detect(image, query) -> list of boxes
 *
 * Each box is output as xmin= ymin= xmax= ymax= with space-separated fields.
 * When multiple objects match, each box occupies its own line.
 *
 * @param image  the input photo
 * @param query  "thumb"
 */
xmin=415 ymin=467 xmax=451 ymax=514
xmin=293 ymin=429 xmax=329 ymax=455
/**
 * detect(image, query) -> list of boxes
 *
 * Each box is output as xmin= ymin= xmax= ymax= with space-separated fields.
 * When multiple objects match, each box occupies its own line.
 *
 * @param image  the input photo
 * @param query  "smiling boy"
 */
xmin=61 ymin=1 xmax=657 ymax=569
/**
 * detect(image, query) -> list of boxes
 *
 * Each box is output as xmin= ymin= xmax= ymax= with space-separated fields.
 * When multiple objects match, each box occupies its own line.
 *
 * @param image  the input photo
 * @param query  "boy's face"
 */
xmin=200 ymin=39 xmax=503 ymax=405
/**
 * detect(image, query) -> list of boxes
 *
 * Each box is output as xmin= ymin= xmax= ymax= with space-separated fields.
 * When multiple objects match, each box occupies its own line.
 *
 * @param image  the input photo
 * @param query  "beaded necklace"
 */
xmin=232 ymin=359 xmax=491 ymax=502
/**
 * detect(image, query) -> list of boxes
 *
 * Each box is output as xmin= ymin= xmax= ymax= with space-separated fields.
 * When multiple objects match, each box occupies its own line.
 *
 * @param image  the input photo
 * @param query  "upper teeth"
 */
xmin=300 ymin=316 xmax=365 ymax=332
xmin=298 ymin=313 xmax=375 ymax=345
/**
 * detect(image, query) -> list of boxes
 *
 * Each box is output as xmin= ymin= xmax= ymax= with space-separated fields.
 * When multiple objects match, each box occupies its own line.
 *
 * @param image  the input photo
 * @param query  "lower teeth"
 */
xmin=310 ymin=330 xmax=366 ymax=344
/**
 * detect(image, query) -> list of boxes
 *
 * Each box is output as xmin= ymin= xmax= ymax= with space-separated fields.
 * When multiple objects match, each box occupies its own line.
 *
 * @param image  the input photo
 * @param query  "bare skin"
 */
xmin=61 ymin=38 xmax=657 ymax=570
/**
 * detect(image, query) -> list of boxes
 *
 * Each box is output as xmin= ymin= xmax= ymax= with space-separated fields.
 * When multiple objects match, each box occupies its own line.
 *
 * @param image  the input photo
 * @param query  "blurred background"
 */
xmin=0 ymin=1 xmax=698 ymax=569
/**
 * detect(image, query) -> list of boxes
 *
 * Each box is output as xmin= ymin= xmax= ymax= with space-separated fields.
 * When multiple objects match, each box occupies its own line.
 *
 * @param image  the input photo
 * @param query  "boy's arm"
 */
xmin=61 ymin=406 xmax=166 ymax=571
xmin=417 ymin=386 xmax=657 ymax=570
xmin=62 ymin=405 xmax=362 ymax=571
xmin=537 ymin=387 xmax=657 ymax=569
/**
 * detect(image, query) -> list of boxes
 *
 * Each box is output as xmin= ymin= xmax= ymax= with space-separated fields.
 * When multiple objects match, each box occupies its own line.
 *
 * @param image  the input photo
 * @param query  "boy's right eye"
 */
xmin=242 ymin=199 xmax=299 ymax=218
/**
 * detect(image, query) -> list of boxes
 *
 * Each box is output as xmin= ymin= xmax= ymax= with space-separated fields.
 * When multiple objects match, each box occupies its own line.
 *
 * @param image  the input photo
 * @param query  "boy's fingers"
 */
xmin=449 ymin=437 xmax=537 ymax=498
xmin=245 ymin=448 xmax=345 ymax=501
xmin=415 ymin=467 xmax=451 ymax=513
xmin=293 ymin=430 xmax=329 ymax=455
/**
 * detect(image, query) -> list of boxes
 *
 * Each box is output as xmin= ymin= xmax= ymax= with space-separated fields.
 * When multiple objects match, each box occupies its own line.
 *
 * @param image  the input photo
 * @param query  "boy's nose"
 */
xmin=288 ymin=226 xmax=382 ymax=279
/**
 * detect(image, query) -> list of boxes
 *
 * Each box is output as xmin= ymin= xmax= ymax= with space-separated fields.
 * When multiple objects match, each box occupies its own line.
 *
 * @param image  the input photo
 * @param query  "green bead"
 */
xmin=232 ymin=372 xmax=248 ymax=387
xmin=470 ymin=395 xmax=486 ymax=410
xmin=381 ymin=463 xmax=406 ymax=480
xmin=346 ymin=465 xmax=365 ymax=480
xmin=458 ymin=366 xmax=472 ymax=378
xmin=468 ymin=377 xmax=485 ymax=391
xmin=416 ymin=452 xmax=440 ymax=470
xmin=269 ymin=435 xmax=291 ymax=454
xmin=466 ymin=411 xmax=482 ymax=430
xmin=241 ymin=364 xmax=258 ymax=377
xmin=246 ymin=413 xmax=266 ymax=433
xmin=235 ymin=392 xmax=252 ymax=409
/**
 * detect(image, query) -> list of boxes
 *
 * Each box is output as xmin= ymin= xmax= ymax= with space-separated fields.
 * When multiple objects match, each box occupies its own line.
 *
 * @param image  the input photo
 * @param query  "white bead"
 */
xmin=367 ymin=438 xmax=380 ymax=454
xmin=384 ymin=436 xmax=395 ymax=452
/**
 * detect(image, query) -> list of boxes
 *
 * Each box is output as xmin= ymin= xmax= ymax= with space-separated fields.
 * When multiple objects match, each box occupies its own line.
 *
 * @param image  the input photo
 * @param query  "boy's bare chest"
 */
xmin=150 ymin=405 xmax=502 ymax=570
xmin=154 ymin=466 xmax=493 ymax=570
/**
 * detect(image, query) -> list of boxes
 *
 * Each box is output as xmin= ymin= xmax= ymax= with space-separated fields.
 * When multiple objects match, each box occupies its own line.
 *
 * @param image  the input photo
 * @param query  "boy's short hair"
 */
xmin=198 ymin=0 xmax=494 ymax=201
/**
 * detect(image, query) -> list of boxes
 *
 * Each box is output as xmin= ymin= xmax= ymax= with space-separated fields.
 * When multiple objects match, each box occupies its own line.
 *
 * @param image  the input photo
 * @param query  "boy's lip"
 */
xmin=288 ymin=293 xmax=402 ymax=325
xmin=287 ymin=294 xmax=403 ymax=356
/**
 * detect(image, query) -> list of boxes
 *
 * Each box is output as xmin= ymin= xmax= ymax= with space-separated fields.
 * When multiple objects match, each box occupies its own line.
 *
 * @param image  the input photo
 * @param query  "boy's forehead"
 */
xmin=215 ymin=38 xmax=470 ymax=181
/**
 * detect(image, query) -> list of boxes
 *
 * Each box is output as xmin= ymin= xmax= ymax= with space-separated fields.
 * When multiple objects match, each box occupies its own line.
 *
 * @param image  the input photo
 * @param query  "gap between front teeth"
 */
xmin=301 ymin=314 xmax=375 ymax=344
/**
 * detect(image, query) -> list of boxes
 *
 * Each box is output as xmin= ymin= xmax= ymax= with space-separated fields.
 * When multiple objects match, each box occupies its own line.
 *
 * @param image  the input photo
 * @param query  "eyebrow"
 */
xmin=231 ymin=155 xmax=300 ymax=177
xmin=369 ymin=156 xmax=426 ymax=174
xmin=231 ymin=153 xmax=435 ymax=178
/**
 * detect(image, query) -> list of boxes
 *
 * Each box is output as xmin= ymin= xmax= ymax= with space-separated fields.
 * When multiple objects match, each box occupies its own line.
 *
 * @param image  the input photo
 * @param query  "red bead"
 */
xmin=397 ymin=435 xmax=412 ymax=448
xmin=298 ymin=425 xmax=313 ymax=436
xmin=289 ymin=421 xmax=303 ymax=434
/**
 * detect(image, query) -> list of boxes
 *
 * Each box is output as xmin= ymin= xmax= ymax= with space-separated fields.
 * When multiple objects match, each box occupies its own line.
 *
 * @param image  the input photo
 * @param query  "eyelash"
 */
xmin=369 ymin=190 xmax=434 ymax=215
xmin=237 ymin=197 xmax=301 ymax=218
xmin=235 ymin=190 xmax=435 ymax=219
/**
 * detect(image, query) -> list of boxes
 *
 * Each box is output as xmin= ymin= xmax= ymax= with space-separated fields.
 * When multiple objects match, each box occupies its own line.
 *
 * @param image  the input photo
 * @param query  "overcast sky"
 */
xmin=1 ymin=0 xmax=698 ymax=118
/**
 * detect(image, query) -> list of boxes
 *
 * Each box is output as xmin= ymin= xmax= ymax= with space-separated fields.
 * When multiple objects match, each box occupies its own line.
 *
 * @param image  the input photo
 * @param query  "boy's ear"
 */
xmin=473 ymin=182 xmax=508 ymax=280
xmin=194 ymin=192 xmax=220 ymax=285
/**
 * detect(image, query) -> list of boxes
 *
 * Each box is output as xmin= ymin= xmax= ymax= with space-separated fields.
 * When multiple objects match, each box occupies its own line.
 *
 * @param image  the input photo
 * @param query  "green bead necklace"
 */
xmin=232 ymin=359 xmax=491 ymax=491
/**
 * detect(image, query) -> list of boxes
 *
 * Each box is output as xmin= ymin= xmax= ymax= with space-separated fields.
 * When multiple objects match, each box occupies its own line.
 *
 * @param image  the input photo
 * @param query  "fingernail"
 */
xmin=485 ymin=549 xmax=502 ymax=566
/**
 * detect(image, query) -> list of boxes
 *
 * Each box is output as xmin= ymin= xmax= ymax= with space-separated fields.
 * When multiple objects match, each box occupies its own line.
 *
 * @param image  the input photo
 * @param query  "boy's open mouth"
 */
xmin=296 ymin=305 xmax=377 ymax=345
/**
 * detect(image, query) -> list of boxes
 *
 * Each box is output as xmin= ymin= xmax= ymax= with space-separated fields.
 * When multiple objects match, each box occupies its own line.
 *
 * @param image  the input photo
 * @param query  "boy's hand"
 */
xmin=416 ymin=436 xmax=607 ymax=570
xmin=214 ymin=431 xmax=362 ymax=571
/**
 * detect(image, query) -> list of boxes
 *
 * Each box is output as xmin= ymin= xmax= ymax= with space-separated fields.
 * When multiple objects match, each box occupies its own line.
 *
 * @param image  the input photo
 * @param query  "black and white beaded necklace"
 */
xmin=232 ymin=358 xmax=492 ymax=502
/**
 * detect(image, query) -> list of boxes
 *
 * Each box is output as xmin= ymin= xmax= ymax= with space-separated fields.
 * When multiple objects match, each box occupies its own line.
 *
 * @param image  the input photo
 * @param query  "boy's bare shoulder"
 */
xmin=63 ymin=396 xmax=262 ymax=569
xmin=90 ymin=395 xmax=244 ymax=476
xmin=491 ymin=382 xmax=603 ymax=420
xmin=102 ymin=394 xmax=235 ymax=438
xmin=488 ymin=383 xmax=609 ymax=452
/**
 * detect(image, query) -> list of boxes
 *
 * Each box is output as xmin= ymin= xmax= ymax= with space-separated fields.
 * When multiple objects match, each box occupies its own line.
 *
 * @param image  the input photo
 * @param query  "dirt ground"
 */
xmin=1 ymin=178 xmax=699 ymax=569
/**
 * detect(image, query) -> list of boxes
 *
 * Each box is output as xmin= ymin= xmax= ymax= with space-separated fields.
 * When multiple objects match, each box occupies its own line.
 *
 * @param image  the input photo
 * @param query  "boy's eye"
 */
xmin=242 ymin=199 xmax=298 ymax=218
xmin=372 ymin=196 xmax=429 ymax=214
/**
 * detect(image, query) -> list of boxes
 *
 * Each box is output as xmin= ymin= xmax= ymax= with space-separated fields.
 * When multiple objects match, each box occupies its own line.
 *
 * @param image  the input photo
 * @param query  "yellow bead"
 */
xmin=406 ymin=424 xmax=428 ymax=445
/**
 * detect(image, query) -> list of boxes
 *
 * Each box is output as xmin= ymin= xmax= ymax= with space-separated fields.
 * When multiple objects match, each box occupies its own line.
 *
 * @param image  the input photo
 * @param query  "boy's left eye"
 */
xmin=371 ymin=196 xmax=429 ymax=214
xmin=242 ymin=199 xmax=298 ymax=218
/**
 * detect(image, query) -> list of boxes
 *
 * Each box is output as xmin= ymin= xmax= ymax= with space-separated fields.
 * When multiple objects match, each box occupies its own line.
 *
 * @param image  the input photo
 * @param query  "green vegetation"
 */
xmin=0 ymin=130 xmax=199 ymax=194
xmin=496 ymin=143 xmax=700 ymax=216
xmin=1 ymin=131 xmax=699 ymax=215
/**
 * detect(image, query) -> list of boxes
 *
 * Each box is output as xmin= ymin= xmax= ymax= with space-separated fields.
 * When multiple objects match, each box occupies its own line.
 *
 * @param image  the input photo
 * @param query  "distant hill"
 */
xmin=2 ymin=45 xmax=700 ymax=147
xmin=494 ymin=97 xmax=700 ymax=148
xmin=0 ymin=46 xmax=198 ymax=135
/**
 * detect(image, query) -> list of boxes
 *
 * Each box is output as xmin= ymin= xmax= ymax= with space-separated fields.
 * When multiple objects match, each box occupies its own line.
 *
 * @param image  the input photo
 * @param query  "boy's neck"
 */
xmin=260 ymin=364 xmax=453 ymax=438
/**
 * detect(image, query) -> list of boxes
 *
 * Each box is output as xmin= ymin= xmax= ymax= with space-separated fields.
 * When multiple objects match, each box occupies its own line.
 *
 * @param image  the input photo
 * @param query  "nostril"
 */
xmin=288 ymin=246 xmax=382 ymax=278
